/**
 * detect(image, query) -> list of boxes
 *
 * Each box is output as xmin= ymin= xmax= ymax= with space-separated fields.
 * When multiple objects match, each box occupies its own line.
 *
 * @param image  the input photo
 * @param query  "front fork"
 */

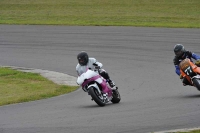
xmin=87 ymin=83 xmax=101 ymax=95
xmin=191 ymin=75 xmax=200 ymax=84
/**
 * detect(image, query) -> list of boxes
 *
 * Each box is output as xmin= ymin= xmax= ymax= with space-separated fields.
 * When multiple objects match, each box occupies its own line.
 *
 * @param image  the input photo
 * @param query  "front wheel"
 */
xmin=192 ymin=78 xmax=200 ymax=91
xmin=111 ymin=89 xmax=121 ymax=103
xmin=88 ymin=87 xmax=106 ymax=107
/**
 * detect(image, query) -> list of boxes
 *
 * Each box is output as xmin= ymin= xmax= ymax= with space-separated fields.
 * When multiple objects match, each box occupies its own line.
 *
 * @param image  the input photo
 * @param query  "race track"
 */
xmin=0 ymin=25 xmax=200 ymax=133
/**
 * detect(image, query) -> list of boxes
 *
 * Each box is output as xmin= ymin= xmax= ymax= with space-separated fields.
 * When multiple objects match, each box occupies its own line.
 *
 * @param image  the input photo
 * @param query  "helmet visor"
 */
xmin=175 ymin=51 xmax=183 ymax=57
xmin=78 ymin=58 xmax=86 ymax=66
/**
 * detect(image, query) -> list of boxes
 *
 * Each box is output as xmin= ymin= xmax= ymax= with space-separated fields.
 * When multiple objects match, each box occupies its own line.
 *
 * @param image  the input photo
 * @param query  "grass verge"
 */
xmin=0 ymin=0 xmax=200 ymax=28
xmin=0 ymin=67 xmax=78 ymax=106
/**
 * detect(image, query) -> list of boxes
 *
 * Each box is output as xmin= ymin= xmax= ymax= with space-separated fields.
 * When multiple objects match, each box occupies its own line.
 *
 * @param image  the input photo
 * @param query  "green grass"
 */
xmin=0 ymin=67 xmax=78 ymax=106
xmin=0 ymin=0 xmax=200 ymax=28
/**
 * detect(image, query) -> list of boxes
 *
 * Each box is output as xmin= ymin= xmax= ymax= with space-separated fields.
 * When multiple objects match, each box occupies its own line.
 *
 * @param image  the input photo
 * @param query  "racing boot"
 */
xmin=107 ymin=79 xmax=116 ymax=89
xmin=103 ymin=93 xmax=110 ymax=102
xmin=195 ymin=60 xmax=200 ymax=67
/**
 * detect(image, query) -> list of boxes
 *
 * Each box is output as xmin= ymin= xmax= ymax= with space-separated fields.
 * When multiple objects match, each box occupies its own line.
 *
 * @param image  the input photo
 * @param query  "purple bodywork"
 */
xmin=82 ymin=75 xmax=112 ymax=97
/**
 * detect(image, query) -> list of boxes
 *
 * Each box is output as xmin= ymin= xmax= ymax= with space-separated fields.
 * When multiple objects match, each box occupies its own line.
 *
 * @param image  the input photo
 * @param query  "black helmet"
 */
xmin=77 ymin=51 xmax=89 ymax=66
xmin=174 ymin=44 xmax=186 ymax=57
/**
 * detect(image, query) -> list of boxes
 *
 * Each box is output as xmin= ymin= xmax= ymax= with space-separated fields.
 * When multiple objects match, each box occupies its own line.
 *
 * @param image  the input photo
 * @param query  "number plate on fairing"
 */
xmin=184 ymin=66 xmax=193 ymax=76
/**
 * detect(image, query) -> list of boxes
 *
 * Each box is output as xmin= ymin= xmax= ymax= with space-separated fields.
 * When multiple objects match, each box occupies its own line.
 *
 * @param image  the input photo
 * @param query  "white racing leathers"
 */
xmin=76 ymin=57 xmax=103 ymax=76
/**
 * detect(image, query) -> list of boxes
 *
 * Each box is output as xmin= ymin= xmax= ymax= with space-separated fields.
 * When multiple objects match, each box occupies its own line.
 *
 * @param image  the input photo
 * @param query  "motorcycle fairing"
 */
xmin=183 ymin=66 xmax=195 ymax=77
xmin=180 ymin=58 xmax=200 ymax=85
xmin=179 ymin=58 xmax=190 ymax=71
xmin=77 ymin=69 xmax=112 ymax=96
xmin=77 ymin=69 xmax=99 ymax=85
xmin=82 ymin=75 xmax=101 ymax=88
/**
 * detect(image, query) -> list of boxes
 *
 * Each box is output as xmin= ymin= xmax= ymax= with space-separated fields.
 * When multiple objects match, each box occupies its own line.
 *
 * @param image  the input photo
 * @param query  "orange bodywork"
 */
xmin=179 ymin=58 xmax=200 ymax=85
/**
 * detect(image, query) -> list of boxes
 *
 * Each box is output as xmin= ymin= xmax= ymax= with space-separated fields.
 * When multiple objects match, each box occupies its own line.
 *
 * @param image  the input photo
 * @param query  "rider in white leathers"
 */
xmin=76 ymin=51 xmax=115 ymax=88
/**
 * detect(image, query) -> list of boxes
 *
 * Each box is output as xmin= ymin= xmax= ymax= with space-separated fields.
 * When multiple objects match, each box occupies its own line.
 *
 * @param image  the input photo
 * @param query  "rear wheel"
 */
xmin=111 ymin=88 xmax=121 ymax=103
xmin=192 ymin=78 xmax=200 ymax=91
xmin=88 ymin=87 xmax=106 ymax=107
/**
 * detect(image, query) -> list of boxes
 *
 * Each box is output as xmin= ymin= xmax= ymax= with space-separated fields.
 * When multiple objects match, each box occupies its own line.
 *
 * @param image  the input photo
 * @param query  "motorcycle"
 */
xmin=77 ymin=68 xmax=121 ymax=106
xmin=179 ymin=58 xmax=200 ymax=90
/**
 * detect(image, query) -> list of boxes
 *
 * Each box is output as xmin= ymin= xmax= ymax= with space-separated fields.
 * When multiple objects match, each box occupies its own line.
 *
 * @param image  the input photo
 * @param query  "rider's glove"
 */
xmin=185 ymin=51 xmax=192 ymax=57
xmin=195 ymin=60 xmax=200 ymax=67
xmin=95 ymin=66 xmax=100 ymax=69
xmin=179 ymin=74 xmax=183 ymax=79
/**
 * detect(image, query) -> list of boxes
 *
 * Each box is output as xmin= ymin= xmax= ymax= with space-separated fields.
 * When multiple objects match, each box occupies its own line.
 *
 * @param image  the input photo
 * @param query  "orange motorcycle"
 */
xmin=179 ymin=58 xmax=200 ymax=90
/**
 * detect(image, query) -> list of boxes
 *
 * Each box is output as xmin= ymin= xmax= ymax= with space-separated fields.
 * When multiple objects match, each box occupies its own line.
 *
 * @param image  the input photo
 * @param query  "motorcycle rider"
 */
xmin=76 ymin=51 xmax=115 ymax=88
xmin=173 ymin=44 xmax=200 ymax=86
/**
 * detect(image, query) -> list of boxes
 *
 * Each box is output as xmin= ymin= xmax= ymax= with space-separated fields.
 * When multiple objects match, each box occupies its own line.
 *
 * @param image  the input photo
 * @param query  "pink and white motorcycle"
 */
xmin=77 ymin=69 xmax=121 ymax=107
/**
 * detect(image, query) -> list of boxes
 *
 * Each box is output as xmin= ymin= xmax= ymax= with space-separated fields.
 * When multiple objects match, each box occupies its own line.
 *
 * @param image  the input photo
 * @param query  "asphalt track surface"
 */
xmin=0 ymin=25 xmax=200 ymax=133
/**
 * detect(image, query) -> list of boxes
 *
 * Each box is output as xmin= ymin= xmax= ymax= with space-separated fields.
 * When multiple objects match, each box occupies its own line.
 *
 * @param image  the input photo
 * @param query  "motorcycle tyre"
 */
xmin=192 ymin=78 xmax=200 ymax=91
xmin=111 ymin=89 xmax=121 ymax=103
xmin=88 ymin=87 xmax=106 ymax=107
